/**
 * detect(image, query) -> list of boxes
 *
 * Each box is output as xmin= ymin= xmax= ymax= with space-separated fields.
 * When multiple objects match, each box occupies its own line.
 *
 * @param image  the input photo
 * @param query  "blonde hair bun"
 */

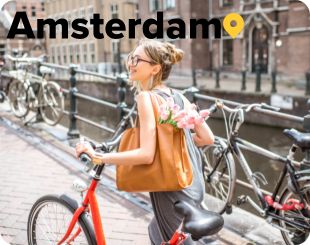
xmin=164 ymin=42 xmax=184 ymax=64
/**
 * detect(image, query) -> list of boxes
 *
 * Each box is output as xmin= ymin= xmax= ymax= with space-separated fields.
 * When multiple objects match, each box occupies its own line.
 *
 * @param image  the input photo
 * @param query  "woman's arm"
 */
xmin=76 ymin=92 xmax=157 ymax=166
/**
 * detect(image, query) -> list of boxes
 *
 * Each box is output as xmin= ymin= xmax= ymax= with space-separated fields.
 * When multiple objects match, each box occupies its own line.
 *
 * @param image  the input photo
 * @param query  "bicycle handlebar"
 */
xmin=215 ymin=100 xmax=280 ymax=114
xmin=5 ymin=54 xmax=45 ymax=64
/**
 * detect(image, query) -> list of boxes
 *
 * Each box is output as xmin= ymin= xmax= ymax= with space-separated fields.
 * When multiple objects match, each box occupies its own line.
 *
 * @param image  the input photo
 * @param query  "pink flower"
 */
xmin=173 ymin=110 xmax=187 ymax=122
xmin=171 ymin=104 xmax=180 ymax=114
xmin=190 ymin=103 xmax=197 ymax=110
xmin=166 ymin=97 xmax=175 ymax=109
xmin=199 ymin=109 xmax=210 ymax=118
xmin=187 ymin=115 xmax=196 ymax=125
xmin=194 ymin=116 xmax=204 ymax=125
xmin=177 ymin=119 xmax=187 ymax=129
xmin=160 ymin=110 xmax=170 ymax=121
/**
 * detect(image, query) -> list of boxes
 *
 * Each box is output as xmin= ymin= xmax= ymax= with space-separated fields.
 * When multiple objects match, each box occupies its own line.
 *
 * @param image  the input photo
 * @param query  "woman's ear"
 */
xmin=152 ymin=64 xmax=161 ymax=76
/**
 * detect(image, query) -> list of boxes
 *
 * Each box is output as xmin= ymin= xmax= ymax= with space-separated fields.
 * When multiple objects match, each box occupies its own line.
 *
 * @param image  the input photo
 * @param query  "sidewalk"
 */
xmin=0 ymin=104 xmax=251 ymax=245
xmin=0 ymin=119 xmax=153 ymax=245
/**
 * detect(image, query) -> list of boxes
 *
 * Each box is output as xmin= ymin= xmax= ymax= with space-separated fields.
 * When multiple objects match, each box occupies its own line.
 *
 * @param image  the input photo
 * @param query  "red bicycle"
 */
xmin=27 ymin=104 xmax=223 ymax=245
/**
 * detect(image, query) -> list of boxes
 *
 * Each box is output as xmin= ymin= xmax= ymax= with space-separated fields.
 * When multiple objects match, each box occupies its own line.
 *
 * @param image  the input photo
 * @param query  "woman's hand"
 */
xmin=75 ymin=142 xmax=102 ymax=165
xmin=75 ymin=141 xmax=94 ymax=157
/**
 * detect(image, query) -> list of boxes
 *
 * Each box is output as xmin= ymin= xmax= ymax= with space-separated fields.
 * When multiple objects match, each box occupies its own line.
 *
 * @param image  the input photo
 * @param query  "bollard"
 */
xmin=271 ymin=70 xmax=277 ymax=93
xmin=192 ymin=68 xmax=197 ymax=87
xmin=116 ymin=75 xmax=127 ymax=122
xmin=67 ymin=64 xmax=80 ymax=138
xmin=215 ymin=69 xmax=220 ymax=89
xmin=241 ymin=70 xmax=246 ymax=91
xmin=305 ymin=71 xmax=310 ymax=96
xmin=255 ymin=64 xmax=261 ymax=92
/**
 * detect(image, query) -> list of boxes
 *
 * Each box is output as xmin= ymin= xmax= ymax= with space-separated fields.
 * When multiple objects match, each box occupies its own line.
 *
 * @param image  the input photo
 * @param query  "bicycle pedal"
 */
xmin=237 ymin=195 xmax=247 ymax=205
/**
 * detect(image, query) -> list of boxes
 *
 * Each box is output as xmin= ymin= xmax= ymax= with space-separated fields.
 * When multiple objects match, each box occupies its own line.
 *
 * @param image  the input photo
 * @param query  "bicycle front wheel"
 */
xmin=201 ymin=137 xmax=236 ymax=214
xmin=39 ymin=82 xmax=64 ymax=126
xmin=8 ymin=79 xmax=29 ymax=118
xmin=27 ymin=195 xmax=96 ymax=245
xmin=279 ymin=183 xmax=310 ymax=245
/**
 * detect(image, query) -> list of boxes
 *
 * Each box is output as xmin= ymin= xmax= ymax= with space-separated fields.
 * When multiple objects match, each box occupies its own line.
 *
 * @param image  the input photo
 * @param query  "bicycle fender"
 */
xmin=60 ymin=194 xmax=79 ymax=210
xmin=59 ymin=194 xmax=97 ymax=245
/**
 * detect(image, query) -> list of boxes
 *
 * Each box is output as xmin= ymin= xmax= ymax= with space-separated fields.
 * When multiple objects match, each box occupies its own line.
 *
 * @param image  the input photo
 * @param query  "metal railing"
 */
xmin=193 ymin=69 xmax=310 ymax=95
xmin=3 ymin=58 xmax=310 ymax=200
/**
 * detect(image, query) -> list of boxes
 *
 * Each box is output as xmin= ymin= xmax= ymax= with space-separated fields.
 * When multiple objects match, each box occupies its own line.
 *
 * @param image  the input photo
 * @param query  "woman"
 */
xmin=76 ymin=39 xmax=214 ymax=244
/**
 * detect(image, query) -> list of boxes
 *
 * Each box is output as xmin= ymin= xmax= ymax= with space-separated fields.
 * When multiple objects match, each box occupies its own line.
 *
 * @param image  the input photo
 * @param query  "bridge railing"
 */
xmin=3 ymin=59 xmax=309 ymax=200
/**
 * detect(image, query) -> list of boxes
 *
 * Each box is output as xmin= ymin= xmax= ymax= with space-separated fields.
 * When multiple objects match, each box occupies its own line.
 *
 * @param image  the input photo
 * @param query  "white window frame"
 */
xmin=220 ymin=0 xmax=233 ymax=7
xmin=110 ymin=4 xmax=118 ymax=19
xmin=149 ymin=0 xmax=161 ymax=12
xmin=163 ymin=0 xmax=175 ymax=10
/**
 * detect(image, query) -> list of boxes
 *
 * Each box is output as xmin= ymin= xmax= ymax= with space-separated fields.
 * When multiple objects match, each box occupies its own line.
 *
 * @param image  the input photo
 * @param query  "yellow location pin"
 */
xmin=223 ymin=13 xmax=244 ymax=39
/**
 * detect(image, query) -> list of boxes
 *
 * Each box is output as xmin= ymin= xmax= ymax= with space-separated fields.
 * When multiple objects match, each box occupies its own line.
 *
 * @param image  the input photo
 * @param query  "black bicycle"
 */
xmin=202 ymin=100 xmax=310 ymax=245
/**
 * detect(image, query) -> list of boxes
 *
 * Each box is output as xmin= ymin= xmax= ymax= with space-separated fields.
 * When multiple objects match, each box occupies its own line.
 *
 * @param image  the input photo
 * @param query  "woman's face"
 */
xmin=127 ymin=45 xmax=158 ymax=89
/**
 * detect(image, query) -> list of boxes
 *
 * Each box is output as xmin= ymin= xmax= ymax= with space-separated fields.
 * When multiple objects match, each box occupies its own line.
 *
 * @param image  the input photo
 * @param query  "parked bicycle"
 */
xmin=27 ymin=103 xmax=224 ymax=245
xmin=5 ymin=54 xmax=64 ymax=125
xmin=202 ymin=100 xmax=310 ymax=245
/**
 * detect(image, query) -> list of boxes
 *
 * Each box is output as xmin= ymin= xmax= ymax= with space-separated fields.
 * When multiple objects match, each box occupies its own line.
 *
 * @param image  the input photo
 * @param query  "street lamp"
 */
xmin=271 ymin=38 xmax=282 ymax=93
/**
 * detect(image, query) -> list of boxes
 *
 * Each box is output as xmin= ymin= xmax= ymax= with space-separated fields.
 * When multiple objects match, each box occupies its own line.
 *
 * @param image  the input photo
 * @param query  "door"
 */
xmin=252 ymin=25 xmax=269 ymax=73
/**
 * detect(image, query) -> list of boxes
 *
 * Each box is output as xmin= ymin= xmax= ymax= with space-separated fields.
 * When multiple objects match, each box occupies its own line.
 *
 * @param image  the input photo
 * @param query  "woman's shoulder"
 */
xmin=135 ymin=91 xmax=153 ymax=105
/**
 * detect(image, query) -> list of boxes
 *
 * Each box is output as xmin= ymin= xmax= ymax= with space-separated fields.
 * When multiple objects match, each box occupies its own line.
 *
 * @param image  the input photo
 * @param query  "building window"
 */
xmin=80 ymin=9 xmax=86 ymax=19
xmin=41 ymin=2 xmax=45 ymax=11
xmin=69 ymin=45 xmax=74 ymax=63
xmin=110 ymin=4 xmax=118 ymax=19
xmin=163 ymin=0 xmax=175 ymax=10
xmin=57 ymin=47 xmax=61 ymax=64
xmin=31 ymin=6 xmax=36 ymax=17
xmin=223 ymin=40 xmax=233 ymax=66
xmin=22 ymin=5 xmax=26 ymax=11
xmin=63 ymin=46 xmax=67 ymax=64
xmin=149 ymin=0 xmax=160 ymax=12
xmin=89 ymin=43 xmax=95 ymax=63
xmin=76 ymin=45 xmax=80 ymax=64
xmin=221 ymin=0 xmax=233 ymax=7
xmin=83 ymin=44 xmax=88 ymax=63
xmin=88 ymin=7 xmax=93 ymax=21
xmin=112 ymin=40 xmax=119 ymax=63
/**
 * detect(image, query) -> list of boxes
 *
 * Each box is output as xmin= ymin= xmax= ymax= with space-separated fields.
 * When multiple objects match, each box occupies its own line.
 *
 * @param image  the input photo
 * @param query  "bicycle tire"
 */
xmin=27 ymin=194 xmax=96 ymax=245
xmin=39 ymin=81 xmax=64 ymax=126
xmin=201 ymin=137 xmax=236 ymax=214
xmin=7 ymin=79 xmax=29 ymax=118
xmin=278 ymin=183 xmax=310 ymax=245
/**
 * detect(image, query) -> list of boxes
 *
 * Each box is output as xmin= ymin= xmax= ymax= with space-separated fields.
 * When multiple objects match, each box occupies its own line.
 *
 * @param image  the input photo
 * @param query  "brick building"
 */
xmin=44 ymin=0 xmax=138 ymax=74
xmin=1 ymin=0 xmax=46 ymax=57
xmin=138 ymin=0 xmax=209 ymax=76
xmin=138 ymin=0 xmax=309 ymax=81
xmin=209 ymin=0 xmax=310 ymax=81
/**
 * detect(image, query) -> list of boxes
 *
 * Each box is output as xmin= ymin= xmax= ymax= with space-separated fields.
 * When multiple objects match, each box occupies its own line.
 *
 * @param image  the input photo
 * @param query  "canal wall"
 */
xmin=56 ymin=79 xmax=307 ymax=130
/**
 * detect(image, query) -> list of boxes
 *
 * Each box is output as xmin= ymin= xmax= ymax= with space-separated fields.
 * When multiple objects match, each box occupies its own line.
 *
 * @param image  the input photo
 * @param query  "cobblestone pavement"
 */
xmin=0 ymin=120 xmax=152 ymax=245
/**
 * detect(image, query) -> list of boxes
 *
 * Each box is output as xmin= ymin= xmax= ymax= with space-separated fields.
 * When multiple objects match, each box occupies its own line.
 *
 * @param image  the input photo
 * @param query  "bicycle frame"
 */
xmin=58 ymin=165 xmax=106 ymax=245
xmin=211 ymin=135 xmax=310 ymax=230
xmin=57 ymin=162 xmax=189 ymax=245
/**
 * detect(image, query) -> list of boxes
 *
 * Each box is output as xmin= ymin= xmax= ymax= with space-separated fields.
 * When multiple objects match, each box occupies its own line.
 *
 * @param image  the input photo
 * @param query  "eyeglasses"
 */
xmin=127 ymin=54 xmax=155 ymax=67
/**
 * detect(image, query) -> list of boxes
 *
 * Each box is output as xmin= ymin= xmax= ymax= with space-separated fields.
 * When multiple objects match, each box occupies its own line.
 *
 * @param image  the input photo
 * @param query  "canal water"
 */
xmin=61 ymin=99 xmax=304 ymax=215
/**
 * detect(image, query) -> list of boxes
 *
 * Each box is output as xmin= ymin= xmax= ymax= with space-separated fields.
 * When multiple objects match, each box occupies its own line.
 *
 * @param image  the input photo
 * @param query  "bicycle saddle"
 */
xmin=174 ymin=201 xmax=224 ymax=241
xmin=283 ymin=128 xmax=310 ymax=150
